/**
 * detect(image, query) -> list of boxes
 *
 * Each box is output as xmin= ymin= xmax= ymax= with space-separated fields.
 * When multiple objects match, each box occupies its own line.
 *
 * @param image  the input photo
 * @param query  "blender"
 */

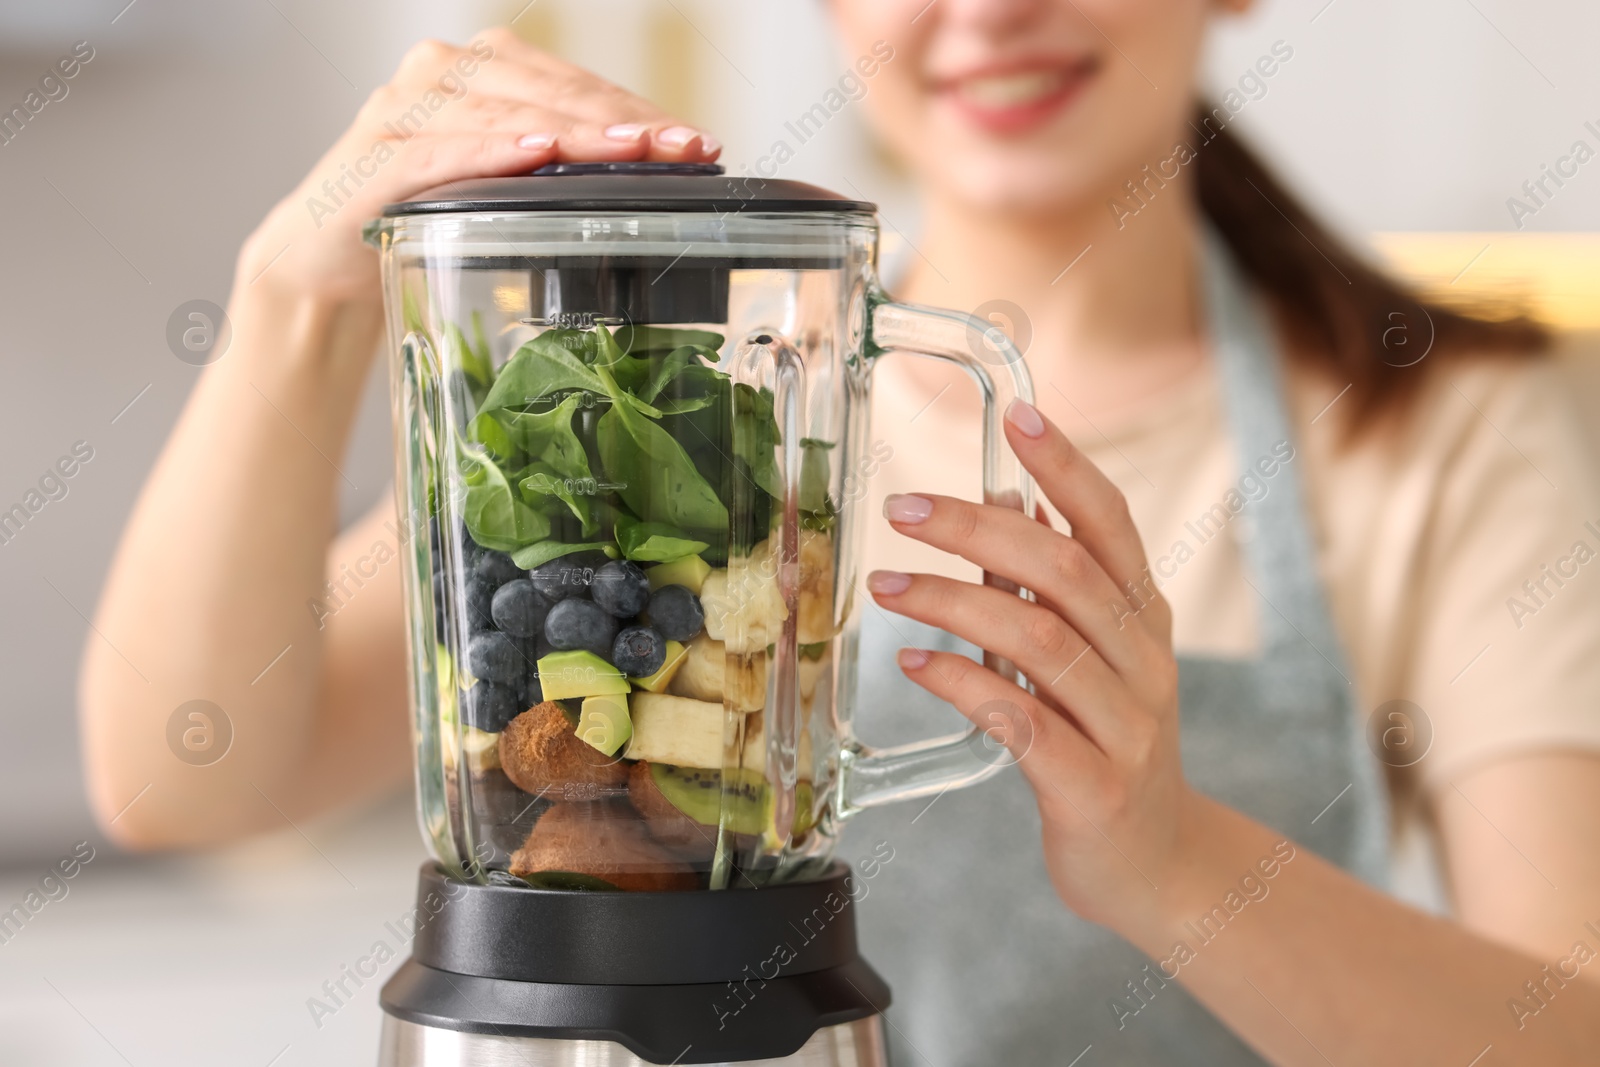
xmin=365 ymin=162 xmax=1033 ymax=1065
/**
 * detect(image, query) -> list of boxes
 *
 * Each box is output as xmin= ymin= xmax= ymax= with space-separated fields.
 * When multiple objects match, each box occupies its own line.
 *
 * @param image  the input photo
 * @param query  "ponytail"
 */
xmin=1193 ymin=104 xmax=1549 ymax=439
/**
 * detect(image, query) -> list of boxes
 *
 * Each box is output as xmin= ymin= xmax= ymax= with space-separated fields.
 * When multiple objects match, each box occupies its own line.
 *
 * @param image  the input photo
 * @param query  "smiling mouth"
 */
xmin=943 ymin=61 xmax=1099 ymax=132
xmin=956 ymin=69 xmax=1071 ymax=108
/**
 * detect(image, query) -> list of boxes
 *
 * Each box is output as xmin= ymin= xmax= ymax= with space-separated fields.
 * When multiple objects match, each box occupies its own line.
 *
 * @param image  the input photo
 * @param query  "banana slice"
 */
xmin=669 ymin=634 xmax=767 ymax=712
xmin=702 ymin=532 xmax=835 ymax=651
xmin=622 ymin=693 xmax=725 ymax=769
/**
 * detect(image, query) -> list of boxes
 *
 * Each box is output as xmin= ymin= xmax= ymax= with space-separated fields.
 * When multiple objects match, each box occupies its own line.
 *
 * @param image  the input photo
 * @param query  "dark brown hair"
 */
xmin=1193 ymin=105 xmax=1549 ymax=438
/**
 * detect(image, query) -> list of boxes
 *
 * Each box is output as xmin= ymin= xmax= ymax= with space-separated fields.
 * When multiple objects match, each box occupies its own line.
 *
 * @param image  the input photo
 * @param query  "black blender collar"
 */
xmin=383 ymin=162 xmax=874 ymax=216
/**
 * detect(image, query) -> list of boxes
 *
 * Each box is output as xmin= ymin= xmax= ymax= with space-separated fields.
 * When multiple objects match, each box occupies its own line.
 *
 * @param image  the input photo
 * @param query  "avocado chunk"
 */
xmin=576 ymin=693 xmax=632 ymax=756
xmin=646 ymin=555 xmax=712 ymax=594
xmin=537 ymin=650 xmax=630 ymax=700
xmin=629 ymin=639 xmax=688 ymax=693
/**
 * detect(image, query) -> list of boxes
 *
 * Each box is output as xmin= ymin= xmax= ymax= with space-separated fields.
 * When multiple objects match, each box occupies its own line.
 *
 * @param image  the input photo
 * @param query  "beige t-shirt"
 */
xmin=862 ymin=347 xmax=1600 ymax=800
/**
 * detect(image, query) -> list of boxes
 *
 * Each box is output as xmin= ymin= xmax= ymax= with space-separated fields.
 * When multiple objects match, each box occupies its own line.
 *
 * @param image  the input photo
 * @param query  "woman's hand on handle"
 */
xmin=868 ymin=400 xmax=1600 ymax=1065
xmin=243 ymin=26 xmax=720 ymax=306
xmin=867 ymin=397 xmax=1196 ymax=929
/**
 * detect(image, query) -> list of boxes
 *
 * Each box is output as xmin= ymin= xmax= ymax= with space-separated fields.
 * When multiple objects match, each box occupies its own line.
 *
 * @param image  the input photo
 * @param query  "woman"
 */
xmin=81 ymin=3 xmax=1600 ymax=1064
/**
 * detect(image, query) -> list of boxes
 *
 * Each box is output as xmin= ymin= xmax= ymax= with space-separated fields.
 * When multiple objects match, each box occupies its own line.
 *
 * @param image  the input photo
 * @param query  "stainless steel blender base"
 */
xmin=377 ymin=1015 xmax=887 ymax=1066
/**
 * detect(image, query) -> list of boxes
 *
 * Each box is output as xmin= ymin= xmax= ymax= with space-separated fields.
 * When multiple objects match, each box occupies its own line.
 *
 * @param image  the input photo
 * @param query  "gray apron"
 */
xmin=840 ymin=235 xmax=1390 ymax=1066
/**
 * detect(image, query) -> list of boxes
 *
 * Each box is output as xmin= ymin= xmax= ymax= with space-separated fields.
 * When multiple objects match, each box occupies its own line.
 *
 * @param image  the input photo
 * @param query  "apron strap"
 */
xmin=1198 ymin=230 xmax=1353 ymax=683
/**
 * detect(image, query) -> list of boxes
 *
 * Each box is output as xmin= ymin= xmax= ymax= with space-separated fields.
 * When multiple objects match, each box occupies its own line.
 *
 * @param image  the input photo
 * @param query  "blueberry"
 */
xmin=491 ymin=579 xmax=549 ymax=638
xmin=612 ymin=625 xmax=666 ymax=677
xmin=464 ymin=571 xmax=497 ymax=632
xmin=528 ymin=557 xmax=595 ymax=601
xmin=456 ymin=521 xmax=486 ymax=570
xmin=474 ymin=550 xmax=524 ymax=588
xmin=592 ymin=560 xmax=651 ymax=617
xmin=467 ymin=631 xmax=522 ymax=685
xmin=647 ymin=584 xmax=704 ymax=641
xmin=464 ymin=681 xmax=518 ymax=733
xmin=544 ymin=599 xmax=620 ymax=660
xmin=515 ymin=668 xmax=543 ymax=712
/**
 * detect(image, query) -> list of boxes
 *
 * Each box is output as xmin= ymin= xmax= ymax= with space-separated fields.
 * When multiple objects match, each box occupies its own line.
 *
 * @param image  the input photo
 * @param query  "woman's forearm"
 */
xmin=1120 ymin=793 xmax=1600 ymax=1066
xmin=81 ymin=280 xmax=389 ymax=848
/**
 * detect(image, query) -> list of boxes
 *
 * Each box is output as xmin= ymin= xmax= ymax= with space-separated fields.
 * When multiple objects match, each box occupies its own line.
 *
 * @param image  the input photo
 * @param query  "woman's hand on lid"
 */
xmin=867 ymin=398 xmax=1203 ymax=931
xmin=239 ymin=27 xmax=719 ymax=307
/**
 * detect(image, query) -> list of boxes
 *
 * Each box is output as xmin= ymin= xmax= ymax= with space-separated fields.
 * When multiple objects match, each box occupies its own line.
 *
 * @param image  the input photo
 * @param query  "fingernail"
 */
xmin=867 ymin=569 xmax=912 ymax=595
xmin=898 ymin=647 xmax=930 ymax=670
xmin=1005 ymin=398 xmax=1045 ymax=438
xmin=655 ymin=125 xmax=701 ymax=147
xmin=884 ymin=494 xmax=933 ymax=524
xmin=518 ymin=131 xmax=556 ymax=149
xmin=604 ymin=123 xmax=646 ymax=141
xmin=699 ymin=133 xmax=722 ymax=154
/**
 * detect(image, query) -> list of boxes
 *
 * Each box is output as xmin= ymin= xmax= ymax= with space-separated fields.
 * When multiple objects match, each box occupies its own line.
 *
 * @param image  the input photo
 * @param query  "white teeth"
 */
xmin=956 ymin=70 xmax=1066 ymax=108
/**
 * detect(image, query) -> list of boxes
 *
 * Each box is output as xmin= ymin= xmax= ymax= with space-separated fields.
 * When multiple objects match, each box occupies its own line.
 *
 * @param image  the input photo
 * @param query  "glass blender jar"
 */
xmin=368 ymin=163 xmax=1033 ymax=901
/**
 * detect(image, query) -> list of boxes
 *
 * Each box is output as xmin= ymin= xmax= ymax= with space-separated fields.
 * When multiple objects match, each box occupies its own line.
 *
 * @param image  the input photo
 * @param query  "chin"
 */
xmin=928 ymin=149 xmax=1111 ymax=220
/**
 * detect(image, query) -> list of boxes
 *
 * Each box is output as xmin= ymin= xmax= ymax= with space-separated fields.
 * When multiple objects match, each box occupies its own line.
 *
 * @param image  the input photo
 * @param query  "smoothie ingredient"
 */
xmin=627 ymin=640 xmax=688 ymax=693
xmin=645 ymin=584 xmax=704 ymax=641
xmin=499 ymin=701 xmax=628 ymax=795
xmin=591 ymin=560 xmax=652 ymax=618
xmin=646 ymin=555 xmax=711 ymax=594
xmin=669 ymin=635 xmax=767 ymax=713
xmin=535 ymin=650 xmax=630 ymax=700
xmin=489 ymin=579 xmax=549 ymax=638
xmin=622 ymin=693 xmax=725 ymax=769
xmin=576 ymin=694 xmax=632 ymax=756
xmin=464 ymin=681 xmax=519 ymax=734
xmin=527 ymin=555 xmax=599 ymax=601
xmin=611 ymin=624 xmax=667 ymax=677
xmin=638 ymin=763 xmax=768 ymax=837
xmin=467 ymin=631 xmax=525 ymax=686
xmin=544 ymin=599 xmax=619 ymax=661
xmin=510 ymin=801 xmax=697 ymax=893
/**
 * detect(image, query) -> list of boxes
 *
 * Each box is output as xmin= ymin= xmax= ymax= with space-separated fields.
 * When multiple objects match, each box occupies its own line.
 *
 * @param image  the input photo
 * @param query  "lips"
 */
xmin=940 ymin=60 xmax=1099 ymax=135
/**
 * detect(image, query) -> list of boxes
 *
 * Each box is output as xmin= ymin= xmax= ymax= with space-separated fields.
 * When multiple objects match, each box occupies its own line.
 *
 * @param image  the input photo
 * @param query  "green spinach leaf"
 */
xmin=651 ymin=395 xmax=719 ymax=415
xmin=448 ymin=322 xmax=494 ymax=388
xmin=519 ymin=461 xmax=598 ymax=536
xmin=733 ymin=382 xmax=783 ymax=499
xmin=598 ymin=400 xmax=728 ymax=532
xmin=615 ymin=324 xmax=724 ymax=356
xmin=496 ymin=394 xmax=593 ymax=482
xmin=481 ymin=330 xmax=603 ymax=412
xmin=467 ymin=411 xmax=517 ymax=463
xmin=640 ymin=344 xmax=722 ymax=403
xmin=457 ymin=447 xmax=550 ymax=552
xmin=511 ymin=539 xmax=617 ymax=571
xmin=615 ymin=513 xmax=710 ymax=563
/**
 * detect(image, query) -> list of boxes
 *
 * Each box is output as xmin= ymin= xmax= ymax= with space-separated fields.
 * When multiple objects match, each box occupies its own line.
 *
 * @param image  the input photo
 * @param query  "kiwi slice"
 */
xmin=650 ymin=764 xmax=769 ymax=836
xmin=519 ymin=870 xmax=620 ymax=892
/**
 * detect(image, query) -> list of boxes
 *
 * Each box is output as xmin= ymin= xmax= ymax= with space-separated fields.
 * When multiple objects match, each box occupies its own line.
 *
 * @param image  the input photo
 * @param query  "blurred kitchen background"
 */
xmin=0 ymin=0 xmax=1596 ymax=1063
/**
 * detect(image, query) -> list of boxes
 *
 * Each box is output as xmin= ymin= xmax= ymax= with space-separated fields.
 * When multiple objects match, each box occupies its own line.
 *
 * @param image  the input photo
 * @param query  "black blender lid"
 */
xmin=383 ymin=161 xmax=874 ymax=216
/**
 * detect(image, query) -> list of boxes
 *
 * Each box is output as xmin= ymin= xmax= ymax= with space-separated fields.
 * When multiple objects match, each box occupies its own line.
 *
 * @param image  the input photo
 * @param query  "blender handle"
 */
xmin=840 ymin=296 xmax=1036 ymax=813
